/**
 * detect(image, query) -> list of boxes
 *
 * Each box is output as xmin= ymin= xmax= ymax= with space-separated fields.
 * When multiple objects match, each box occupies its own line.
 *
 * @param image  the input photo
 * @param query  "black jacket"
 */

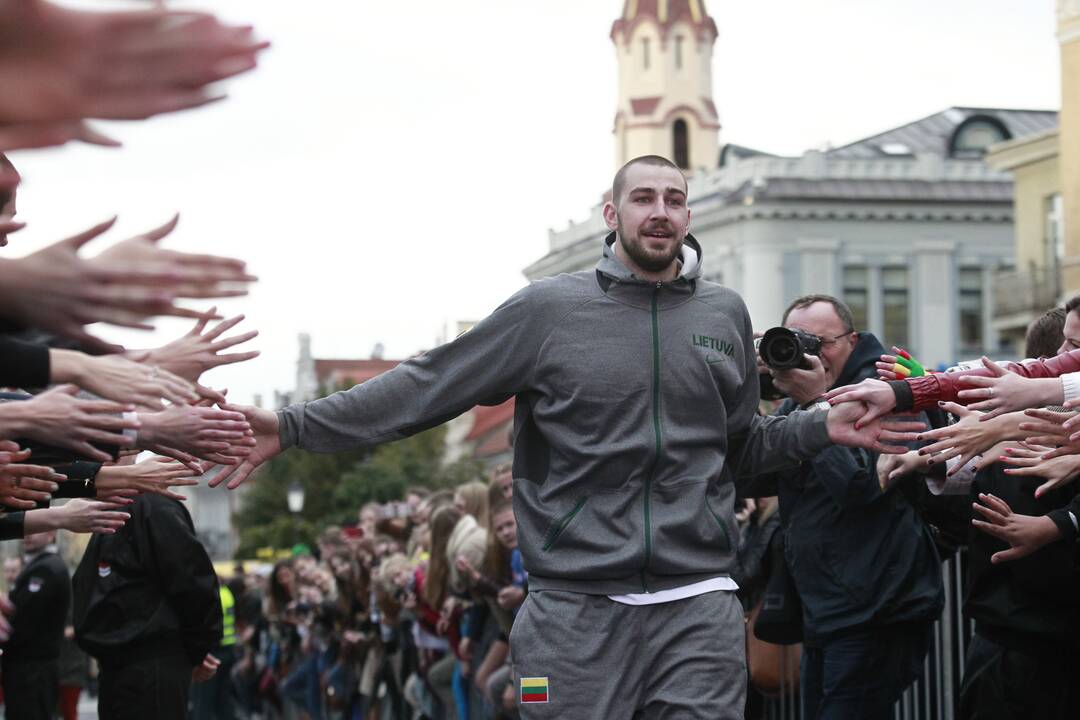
xmin=72 ymin=494 xmax=222 ymax=668
xmin=964 ymin=465 xmax=1080 ymax=648
xmin=2 ymin=549 xmax=70 ymax=662
xmin=750 ymin=333 xmax=944 ymax=645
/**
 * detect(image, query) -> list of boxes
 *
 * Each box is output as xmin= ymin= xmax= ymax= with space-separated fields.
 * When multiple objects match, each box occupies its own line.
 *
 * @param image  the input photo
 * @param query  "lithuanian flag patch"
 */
xmin=520 ymin=676 xmax=549 ymax=703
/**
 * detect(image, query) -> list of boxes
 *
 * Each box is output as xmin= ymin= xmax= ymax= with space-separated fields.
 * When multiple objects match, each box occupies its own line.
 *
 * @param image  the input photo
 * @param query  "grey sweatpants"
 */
xmin=509 ymin=589 xmax=746 ymax=719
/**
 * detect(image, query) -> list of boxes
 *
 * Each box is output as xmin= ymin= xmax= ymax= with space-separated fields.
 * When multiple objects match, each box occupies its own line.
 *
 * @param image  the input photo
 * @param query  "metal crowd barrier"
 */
xmin=762 ymin=549 xmax=971 ymax=720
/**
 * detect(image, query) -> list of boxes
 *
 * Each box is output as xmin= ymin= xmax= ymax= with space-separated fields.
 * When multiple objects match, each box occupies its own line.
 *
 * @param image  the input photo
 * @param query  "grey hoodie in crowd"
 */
xmin=278 ymin=234 xmax=832 ymax=595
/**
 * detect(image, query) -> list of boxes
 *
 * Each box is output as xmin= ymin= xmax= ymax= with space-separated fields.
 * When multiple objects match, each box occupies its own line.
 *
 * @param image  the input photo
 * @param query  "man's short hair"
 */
xmin=781 ymin=294 xmax=857 ymax=334
xmin=612 ymin=155 xmax=685 ymax=206
xmin=1025 ymin=307 xmax=1066 ymax=358
xmin=1065 ymin=295 xmax=1080 ymax=317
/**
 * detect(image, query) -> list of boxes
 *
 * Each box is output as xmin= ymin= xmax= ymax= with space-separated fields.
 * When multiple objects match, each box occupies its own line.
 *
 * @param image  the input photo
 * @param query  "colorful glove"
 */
xmin=892 ymin=349 xmax=926 ymax=378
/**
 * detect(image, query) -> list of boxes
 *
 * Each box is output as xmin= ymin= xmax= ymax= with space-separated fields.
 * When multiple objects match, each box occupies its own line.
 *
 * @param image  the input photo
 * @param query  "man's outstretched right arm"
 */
xmin=212 ymin=284 xmax=554 ymax=488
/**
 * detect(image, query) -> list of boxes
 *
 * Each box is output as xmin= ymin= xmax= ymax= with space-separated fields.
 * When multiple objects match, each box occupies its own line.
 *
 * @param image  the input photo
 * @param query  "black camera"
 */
xmin=757 ymin=327 xmax=823 ymax=400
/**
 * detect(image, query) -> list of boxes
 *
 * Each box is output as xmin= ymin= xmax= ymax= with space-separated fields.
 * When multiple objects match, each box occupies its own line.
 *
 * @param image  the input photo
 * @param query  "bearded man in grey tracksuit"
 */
xmin=216 ymin=155 xmax=921 ymax=719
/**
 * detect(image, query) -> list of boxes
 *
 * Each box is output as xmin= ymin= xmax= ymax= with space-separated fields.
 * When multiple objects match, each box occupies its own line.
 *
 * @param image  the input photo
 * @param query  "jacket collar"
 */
xmin=596 ymin=231 xmax=703 ymax=285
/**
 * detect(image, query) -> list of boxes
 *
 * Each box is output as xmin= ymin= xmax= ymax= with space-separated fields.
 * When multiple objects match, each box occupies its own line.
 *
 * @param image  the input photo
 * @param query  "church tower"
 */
xmin=611 ymin=0 xmax=720 ymax=173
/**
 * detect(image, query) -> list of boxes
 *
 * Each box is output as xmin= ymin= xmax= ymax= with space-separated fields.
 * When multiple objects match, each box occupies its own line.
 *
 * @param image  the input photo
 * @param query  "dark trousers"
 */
xmin=800 ymin=623 xmax=930 ymax=720
xmin=98 ymin=653 xmax=192 ymax=720
xmin=959 ymin=632 xmax=1080 ymax=720
xmin=1 ymin=657 xmax=59 ymax=720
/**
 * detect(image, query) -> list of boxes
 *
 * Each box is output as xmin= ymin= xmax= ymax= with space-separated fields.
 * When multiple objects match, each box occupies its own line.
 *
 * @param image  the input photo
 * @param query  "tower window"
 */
xmin=675 ymin=36 xmax=684 ymax=70
xmin=673 ymin=119 xmax=689 ymax=169
xmin=642 ymin=38 xmax=650 ymax=70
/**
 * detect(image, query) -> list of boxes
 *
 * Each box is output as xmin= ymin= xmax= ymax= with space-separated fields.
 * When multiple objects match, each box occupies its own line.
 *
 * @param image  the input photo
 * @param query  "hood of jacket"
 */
xmin=832 ymin=332 xmax=887 ymax=390
xmin=596 ymin=231 xmax=703 ymax=284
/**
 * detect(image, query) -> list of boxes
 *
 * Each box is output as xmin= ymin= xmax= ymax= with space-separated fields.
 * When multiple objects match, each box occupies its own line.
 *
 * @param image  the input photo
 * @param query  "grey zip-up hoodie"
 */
xmin=278 ymin=234 xmax=831 ymax=595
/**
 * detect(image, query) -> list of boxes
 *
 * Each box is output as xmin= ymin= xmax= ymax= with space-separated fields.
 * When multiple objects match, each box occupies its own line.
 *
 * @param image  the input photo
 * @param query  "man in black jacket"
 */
xmin=72 ymin=492 xmax=223 ymax=720
xmin=749 ymin=295 xmax=943 ymax=720
xmin=1 ymin=529 xmax=70 ymax=720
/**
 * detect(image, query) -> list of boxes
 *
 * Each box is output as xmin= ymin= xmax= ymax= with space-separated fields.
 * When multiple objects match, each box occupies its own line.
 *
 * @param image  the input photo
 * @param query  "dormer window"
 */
xmin=642 ymin=38 xmax=650 ymax=70
xmin=948 ymin=115 xmax=1011 ymax=159
xmin=675 ymin=36 xmax=684 ymax=70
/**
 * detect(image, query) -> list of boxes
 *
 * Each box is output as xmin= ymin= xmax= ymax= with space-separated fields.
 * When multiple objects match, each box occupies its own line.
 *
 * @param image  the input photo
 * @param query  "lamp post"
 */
xmin=287 ymin=481 xmax=305 ymax=546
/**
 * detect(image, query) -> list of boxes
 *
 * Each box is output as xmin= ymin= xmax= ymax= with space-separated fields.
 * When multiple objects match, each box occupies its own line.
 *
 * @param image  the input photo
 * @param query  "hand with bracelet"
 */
xmin=50 ymin=348 xmax=198 ymax=409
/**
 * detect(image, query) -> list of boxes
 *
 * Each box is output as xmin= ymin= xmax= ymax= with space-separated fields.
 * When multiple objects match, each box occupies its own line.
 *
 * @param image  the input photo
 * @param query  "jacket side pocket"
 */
xmin=542 ymin=497 xmax=588 ymax=551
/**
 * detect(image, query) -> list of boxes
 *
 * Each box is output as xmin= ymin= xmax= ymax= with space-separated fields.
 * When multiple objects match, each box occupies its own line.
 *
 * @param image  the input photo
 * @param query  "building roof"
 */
xmin=465 ymin=400 xmax=515 ymax=442
xmin=826 ymin=107 xmax=1058 ymax=160
xmin=612 ymin=0 xmax=718 ymax=39
xmin=723 ymin=177 xmax=1015 ymax=204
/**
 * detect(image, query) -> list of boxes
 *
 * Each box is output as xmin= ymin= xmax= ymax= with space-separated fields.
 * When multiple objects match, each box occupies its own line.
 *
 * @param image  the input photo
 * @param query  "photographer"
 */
xmin=748 ymin=295 xmax=943 ymax=720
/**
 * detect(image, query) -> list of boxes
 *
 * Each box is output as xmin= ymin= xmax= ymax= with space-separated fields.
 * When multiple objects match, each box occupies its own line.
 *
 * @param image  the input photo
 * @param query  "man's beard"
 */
xmin=617 ymin=218 xmax=683 ymax=274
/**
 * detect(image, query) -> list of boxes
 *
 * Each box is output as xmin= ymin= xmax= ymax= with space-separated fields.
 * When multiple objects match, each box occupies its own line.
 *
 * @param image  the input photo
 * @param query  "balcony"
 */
xmin=992 ymin=266 xmax=1061 ymax=328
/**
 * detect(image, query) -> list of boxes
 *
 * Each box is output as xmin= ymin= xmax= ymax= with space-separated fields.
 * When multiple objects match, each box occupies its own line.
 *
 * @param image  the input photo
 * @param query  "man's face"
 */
xmin=603 ymin=164 xmax=690 ymax=275
xmin=22 ymin=531 xmax=54 ymax=554
xmin=783 ymin=302 xmax=857 ymax=389
xmin=1058 ymin=311 xmax=1080 ymax=355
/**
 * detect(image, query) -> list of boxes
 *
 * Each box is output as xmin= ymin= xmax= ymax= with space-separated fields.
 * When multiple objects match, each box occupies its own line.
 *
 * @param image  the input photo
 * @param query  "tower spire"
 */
xmin=611 ymin=0 xmax=720 ymax=172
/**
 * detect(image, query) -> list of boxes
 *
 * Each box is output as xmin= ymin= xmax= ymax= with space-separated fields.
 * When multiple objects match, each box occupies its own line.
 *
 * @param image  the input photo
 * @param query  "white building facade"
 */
xmin=526 ymin=1 xmax=1056 ymax=368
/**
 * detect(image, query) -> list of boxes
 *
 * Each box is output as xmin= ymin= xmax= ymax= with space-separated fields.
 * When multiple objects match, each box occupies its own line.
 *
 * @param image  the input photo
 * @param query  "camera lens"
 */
xmin=760 ymin=328 xmax=803 ymax=370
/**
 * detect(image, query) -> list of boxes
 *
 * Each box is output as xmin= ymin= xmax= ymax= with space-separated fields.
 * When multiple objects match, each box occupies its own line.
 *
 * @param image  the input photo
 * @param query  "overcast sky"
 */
xmin=9 ymin=0 xmax=1061 ymax=405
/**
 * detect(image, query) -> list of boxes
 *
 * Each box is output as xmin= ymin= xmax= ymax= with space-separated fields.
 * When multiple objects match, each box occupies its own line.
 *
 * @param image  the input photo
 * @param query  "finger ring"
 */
xmin=14 ymin=477 xmax=20 ymax=488
xmin=148 ymin=366 xmax=159 ymax=381
xmin=987 ymin=387 xmax=994 ymax=398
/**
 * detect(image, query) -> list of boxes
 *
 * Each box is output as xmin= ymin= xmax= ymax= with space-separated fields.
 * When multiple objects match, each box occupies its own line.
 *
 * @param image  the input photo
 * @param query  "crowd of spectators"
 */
xmin=218 ymin=465 xmax=527 ymax=720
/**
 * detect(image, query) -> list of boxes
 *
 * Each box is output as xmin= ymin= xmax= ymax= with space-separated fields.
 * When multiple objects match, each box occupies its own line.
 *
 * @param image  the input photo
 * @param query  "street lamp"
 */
xmin=287 ymin=481 xmax=305 ymax=514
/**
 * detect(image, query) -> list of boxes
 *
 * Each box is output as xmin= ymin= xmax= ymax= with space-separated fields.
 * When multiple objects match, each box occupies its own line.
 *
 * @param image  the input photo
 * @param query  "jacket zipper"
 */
xmin=641 ymin=281 xmax=663 ymax=592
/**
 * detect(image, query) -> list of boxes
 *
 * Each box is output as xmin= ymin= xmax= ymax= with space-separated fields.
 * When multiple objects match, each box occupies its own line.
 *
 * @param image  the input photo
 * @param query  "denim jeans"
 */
xmin=801 ymin=622 xmax=931 ymax=720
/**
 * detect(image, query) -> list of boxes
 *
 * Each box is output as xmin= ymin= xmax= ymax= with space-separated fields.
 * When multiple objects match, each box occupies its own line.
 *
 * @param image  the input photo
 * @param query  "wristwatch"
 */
xmin=802 ymin=396 xmax=831 ymax=412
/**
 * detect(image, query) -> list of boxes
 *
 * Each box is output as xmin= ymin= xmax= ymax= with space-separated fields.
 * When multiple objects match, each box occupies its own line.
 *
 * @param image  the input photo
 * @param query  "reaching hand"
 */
xmin=0 ymin=385 xmax=138 ymax=462
xmin=1017 ymin=408 xmax=1080 ymax=458
xmin=89 ymin=216 xmax=256 ymax=300
xmin=96 ymin=456 xmax=201 ymax=501
xmin=52 ymin=348 xmax=198 ymax=409
xmin=0 ymin=217 xmax=252 ymax=352
xmin=875 ymin=450 xmax=929 ymax=491
xmin=0 ymin=0 xmax=267 ymax=125
xmin=998 ymin=443 xmax=1080 ymax=498
xmin=915 ymin=402 xmax=1019 ymax=474
xmin=876 ymin=347 xmax=926 ymax=381
xmin=142 ymin=308 xmax=260 ymax=383
xmin=824 ymin=378 xmax=898 ymax=429
xmin=136 ymin=404 xmax=254 ymax=465
xmin=47 ymin=498 xmax=131 ymax=534
xmin=971 ymin=493 xmax=1062 ymax=563
xmin=208 ymin=404 xmax=282 ymax=489
xmin=955 ymin=357 xmax=1062 ymax=421
xmin=824 ymin=401 xmax=925 ymax=454
xmin=0 ymin=446 xmax=64 ymax=509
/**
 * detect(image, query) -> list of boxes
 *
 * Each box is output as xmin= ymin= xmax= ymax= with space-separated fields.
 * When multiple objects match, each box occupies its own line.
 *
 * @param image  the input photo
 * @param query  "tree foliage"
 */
xmin=233 ymin=418 xmax=486 ymax=558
